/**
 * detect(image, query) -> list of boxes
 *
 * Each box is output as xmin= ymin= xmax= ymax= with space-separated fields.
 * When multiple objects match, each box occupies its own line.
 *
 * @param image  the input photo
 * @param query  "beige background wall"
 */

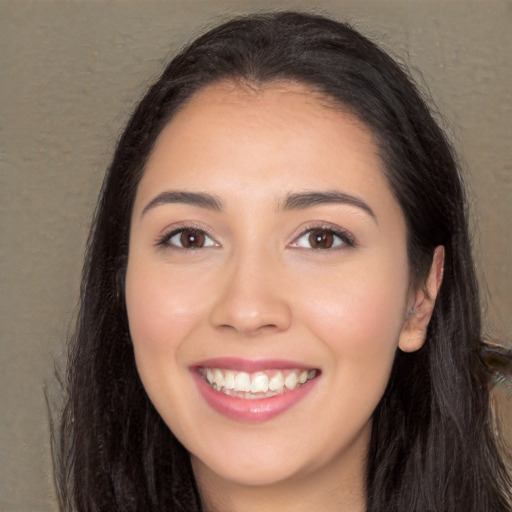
xmin=1 ymin=1 xmax=511 ymax=510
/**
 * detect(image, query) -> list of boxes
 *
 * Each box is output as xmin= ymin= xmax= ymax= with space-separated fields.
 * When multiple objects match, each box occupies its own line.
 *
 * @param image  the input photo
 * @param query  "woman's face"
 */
xmin=125 ymin=81 xmax=417 ymax=491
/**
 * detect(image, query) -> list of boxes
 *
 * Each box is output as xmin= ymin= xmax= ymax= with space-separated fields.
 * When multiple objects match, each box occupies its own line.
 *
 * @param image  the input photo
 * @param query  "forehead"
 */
xmin=166 ymin=79 xmax=373 ymax=151
xmin=134 ymin=80 xmax=397 ymax=219
xmin=177 ymin=79 xmax=342 ymax=118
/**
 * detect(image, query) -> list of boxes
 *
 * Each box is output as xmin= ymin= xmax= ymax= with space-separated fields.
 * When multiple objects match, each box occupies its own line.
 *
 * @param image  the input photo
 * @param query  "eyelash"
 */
xmin=156 ymin=223 xmax=356 ymax=251
xmin=292 ymin=223 xmax=356 ymax=250
xmin=156 ymin=223 xmax=218 ymax=251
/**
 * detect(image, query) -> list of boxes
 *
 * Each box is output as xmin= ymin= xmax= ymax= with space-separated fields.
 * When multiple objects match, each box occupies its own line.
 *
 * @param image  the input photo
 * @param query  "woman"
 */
xmin=57 ymin=11 xmax=511 ymax=511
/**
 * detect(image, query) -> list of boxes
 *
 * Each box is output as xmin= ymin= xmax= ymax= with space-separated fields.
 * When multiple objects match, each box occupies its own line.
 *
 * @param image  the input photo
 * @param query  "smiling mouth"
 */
xmin=199 ymin=367 xmax=319 ymax=399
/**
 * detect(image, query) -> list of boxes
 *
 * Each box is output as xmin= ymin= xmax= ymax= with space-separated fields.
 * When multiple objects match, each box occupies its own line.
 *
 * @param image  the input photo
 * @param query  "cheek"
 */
xmin=124 ymin=259 xmax=212 ymax=362
xmin=124 ymin=257 xmax=218 ymax=434
xmin=297 ymin=256 xmax=409 ymax=364
xmin=298 ymin=268 xmax=407 ymax=428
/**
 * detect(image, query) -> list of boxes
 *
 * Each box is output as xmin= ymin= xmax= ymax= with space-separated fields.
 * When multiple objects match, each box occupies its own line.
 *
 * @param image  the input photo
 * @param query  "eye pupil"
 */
xmin=308 ymin=229 xmax=334 ymax=249
xmin=180 ymin=230 xmax=205 ymax=248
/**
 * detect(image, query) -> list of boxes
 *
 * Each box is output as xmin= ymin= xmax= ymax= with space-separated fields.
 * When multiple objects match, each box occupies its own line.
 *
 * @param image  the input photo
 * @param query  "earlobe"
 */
xmin=398 ymin=246 xmax=445 ymax=353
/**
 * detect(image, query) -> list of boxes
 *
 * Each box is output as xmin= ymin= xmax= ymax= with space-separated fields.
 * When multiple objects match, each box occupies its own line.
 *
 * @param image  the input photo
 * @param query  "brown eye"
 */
xmin=180 ymin=229 xmax=205 ymax=248
xmin=293 ymin=227 xmax=354 ymax=250
xmin=164 ymin=228 xmax=216 ymax=249
xmin=308 ymin=229 xmax=334 ymax=249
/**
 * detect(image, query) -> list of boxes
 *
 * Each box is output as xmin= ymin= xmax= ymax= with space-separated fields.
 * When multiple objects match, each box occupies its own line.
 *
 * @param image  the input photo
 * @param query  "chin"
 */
xmin=190 ymin=451 xmax=313 ymax=488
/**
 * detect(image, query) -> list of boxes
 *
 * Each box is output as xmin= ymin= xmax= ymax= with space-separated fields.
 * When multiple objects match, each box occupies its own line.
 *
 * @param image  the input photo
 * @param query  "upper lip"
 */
xmin=192 ymin=357 xmax=317 ymax=372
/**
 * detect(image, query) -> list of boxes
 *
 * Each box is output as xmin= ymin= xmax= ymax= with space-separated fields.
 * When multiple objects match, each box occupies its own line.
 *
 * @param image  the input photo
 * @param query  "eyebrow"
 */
xmin=282 ymin=191 xmax=376 ymax=220
xmin=140 ymin=189 xmax=376 ymax=221
xmin=141 ymin=191 xmax=223 ymax=217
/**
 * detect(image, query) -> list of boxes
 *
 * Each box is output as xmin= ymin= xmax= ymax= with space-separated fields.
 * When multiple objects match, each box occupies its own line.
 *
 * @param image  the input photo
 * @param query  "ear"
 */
xmin=398 ymin=246 xmax=445 ymax=353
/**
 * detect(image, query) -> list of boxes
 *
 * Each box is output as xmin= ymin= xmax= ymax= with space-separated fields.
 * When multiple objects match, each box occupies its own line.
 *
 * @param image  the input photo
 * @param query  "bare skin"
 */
xmin=125 ymin=81 xmax=443 ymax=512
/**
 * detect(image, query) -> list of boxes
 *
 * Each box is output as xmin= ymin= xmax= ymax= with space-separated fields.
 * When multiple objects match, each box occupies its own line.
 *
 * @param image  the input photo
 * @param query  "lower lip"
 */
xmin=192 ymin=371 xmax=318 ymax=423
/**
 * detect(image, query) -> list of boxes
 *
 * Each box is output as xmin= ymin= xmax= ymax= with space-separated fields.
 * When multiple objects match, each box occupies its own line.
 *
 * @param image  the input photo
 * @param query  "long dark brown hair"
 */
xmin=56 ymin=11 xmax=511 ymax=511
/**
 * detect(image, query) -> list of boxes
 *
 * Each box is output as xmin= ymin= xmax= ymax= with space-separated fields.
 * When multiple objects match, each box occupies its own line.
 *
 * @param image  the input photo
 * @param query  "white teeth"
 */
xmin=203 ymin=367 xmax=317 ymax=396
xmin=224 ymin=370 xmax=235 ymax=390
xmin=213 ymin=368 xmax=224 ymax=388
xmin=284 ymin=372 xmax=298 ymax=390
xmin=268 ymin=372 xmax=284 ymax=391
xmin=251 ymin=373 xmax=269 ymax=393
xmin=234 ymin=372 xmax=251 ymax=392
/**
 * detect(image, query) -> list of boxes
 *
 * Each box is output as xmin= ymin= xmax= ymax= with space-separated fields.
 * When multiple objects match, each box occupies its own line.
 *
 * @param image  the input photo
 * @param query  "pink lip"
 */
xmin=193 ymin=357 xmax=314 ymax=372
xmin=191 ymin=358 xmax=319 ymax=424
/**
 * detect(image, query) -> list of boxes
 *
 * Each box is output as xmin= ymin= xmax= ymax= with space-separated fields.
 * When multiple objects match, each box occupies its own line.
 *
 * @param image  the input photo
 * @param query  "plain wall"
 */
xmin=1 ymin=1 xmax=511 ymax=510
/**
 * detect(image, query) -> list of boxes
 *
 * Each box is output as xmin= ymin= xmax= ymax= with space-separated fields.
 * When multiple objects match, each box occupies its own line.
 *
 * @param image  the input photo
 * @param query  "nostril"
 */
xmin=208 ymin=267 xmax=292 ymax=334
xmin=216 ymin=321 xmax=281 ymax=336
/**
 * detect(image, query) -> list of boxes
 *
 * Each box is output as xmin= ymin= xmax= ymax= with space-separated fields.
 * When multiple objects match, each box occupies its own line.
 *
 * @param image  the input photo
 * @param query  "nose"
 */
xmin=209 ymin=251 xmax=292 ymax=336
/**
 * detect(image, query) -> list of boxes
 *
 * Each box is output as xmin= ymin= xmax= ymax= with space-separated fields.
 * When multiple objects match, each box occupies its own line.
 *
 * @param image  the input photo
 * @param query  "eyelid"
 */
xmin=155 ymin=222 xmax=220 ymax=250
xmin=289 ymin=223 xmax=356 ymax=249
